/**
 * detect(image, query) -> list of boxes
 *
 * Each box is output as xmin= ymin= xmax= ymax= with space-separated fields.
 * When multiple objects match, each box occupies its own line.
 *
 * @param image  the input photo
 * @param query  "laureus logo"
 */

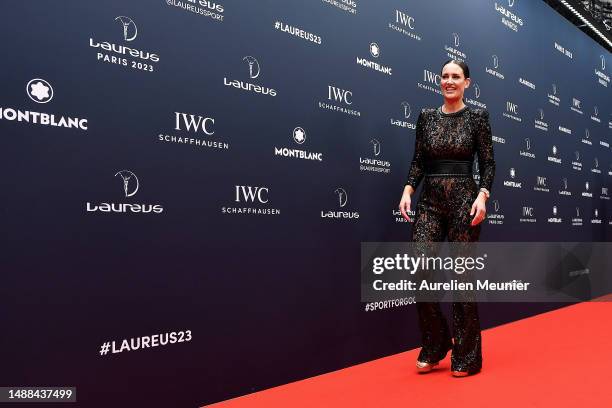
xmin=321 ymin=186 xmax=359 ymax=220
xmin=115 ymin=16 xmax=137 ymax=42
xmin=243 ymin=56 xmax=260 ymax=79
xmin=508 ymin=0 xmax=515 ymax=7
xmin=335 ymin=188 xmax=348 ymax=207
xmin=115 ymin=170 xmax=139 ymax=197
xmin=26 ymin=78 xmax=54 ymax=103
xmin=601 ymin=55 xmax=606 ymax=70
xmin=452 ymin=32 xmax=460 ymax=47
xmin=224 ymin=56 xmax=276 ymax=96
xmin=401 ymin=101 xmax=411 ymax=118
xmin=492 ymin=55 xmax=499 ymax=69
xmin=370 ymin=139 xmax=381 ymax=156
xmin=86 ymin=170 xmax=163 ymax=214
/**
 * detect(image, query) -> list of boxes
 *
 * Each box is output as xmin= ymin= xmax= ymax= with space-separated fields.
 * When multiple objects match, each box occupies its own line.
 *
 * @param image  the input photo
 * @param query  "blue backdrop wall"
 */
xmin=1 ymin=0 xmax=610 ymax=406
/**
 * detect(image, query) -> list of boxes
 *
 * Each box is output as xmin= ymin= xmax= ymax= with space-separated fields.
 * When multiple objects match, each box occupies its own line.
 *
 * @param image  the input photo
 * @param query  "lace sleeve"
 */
xmin=474 ymin=109 xmax=495 ymax=193
xmin=405 ymin=109 xmax=426 ymax=189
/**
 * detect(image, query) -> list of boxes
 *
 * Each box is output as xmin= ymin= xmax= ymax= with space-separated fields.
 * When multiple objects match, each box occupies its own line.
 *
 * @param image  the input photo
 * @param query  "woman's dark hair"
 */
xmin=441 ymin=59 xmax=470 ymax=79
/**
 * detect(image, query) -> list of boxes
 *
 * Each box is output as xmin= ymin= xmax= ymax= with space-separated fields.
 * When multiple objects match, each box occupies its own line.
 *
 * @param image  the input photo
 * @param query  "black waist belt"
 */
xmin=425 ymin=160 xmax=472 ymax=176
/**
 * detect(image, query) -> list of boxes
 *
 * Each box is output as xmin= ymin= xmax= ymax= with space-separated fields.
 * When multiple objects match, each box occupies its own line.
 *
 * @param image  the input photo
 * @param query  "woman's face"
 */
xmin=441 ymin=62 xmax=470 ymax=103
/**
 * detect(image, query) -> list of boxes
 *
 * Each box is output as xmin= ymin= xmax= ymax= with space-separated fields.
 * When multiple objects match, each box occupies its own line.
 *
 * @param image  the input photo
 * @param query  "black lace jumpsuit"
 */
xmin=405 ymin=105 xmax=495 ymax=373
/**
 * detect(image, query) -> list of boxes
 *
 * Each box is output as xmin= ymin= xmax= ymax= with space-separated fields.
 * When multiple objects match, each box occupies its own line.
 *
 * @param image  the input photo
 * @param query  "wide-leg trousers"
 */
xmin=411 ymin=176 xmax=482 ymax=373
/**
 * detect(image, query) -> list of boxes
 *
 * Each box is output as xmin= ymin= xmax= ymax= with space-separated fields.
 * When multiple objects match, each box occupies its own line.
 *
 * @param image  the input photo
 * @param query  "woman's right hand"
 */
xmin=399 ymin=185 xmax=414 ymax=222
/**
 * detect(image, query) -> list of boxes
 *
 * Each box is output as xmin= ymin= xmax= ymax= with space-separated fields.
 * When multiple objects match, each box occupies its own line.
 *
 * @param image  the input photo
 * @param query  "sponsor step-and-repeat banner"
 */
xmin=0 ymin=0 xmax=610 ymax=406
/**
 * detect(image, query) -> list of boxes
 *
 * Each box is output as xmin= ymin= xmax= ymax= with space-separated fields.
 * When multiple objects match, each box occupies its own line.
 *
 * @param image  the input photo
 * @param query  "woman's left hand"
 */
xmin=470 ymin=193 xmax=487 ymax=226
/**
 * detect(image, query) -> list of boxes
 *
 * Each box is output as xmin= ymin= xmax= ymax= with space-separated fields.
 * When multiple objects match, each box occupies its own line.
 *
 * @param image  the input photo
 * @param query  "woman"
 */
xmin=398 ymin=59 xmax=495 ymax=377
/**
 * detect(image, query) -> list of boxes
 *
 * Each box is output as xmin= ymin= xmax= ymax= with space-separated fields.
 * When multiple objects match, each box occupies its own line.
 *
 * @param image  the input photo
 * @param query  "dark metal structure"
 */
xmin=543 ymin=0 xmax=612 ymax=51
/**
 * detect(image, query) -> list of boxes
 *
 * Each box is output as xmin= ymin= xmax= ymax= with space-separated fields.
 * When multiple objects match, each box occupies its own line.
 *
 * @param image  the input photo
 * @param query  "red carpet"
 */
xmin=206 ymin=298 xmax=612 ymax=408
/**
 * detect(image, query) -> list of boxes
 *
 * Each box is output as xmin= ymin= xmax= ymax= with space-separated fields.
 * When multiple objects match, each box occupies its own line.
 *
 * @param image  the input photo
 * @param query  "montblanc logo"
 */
xmin=487 ymin=199 xmax=504 ymax=225
xmin=547 ymin=145 xmax=562 ymax=164
xmin=27 ymin=78 xmax=53 ymax=103
xmin=548 ymin=205 xmax=562 ymax=223
xmin=223 ymin=56 xmax=277 ymax=96
xmin=321 ymin=188 xmax=360 ymax=220
xmin=115 ymin=16 xmax=137 ymax=41
xmin=581 ymin=128 xmax=592 ymax=145
xmin=369 ymin=42 xmax=380 ymax=58
xmin=494 ymin=0 xmax=524 ymax=32
xmin=533 ymin=175 xmax=549 ymax=192
xmin=165 ymin=0 xmax=225 ymax=22
xmin=582 ymin=181 xmax=593 ymax=197
xmin=89 ymin=16 xmax=160 ymax=72
xmin=158 ymin=111 xmax=228 ymax=150
xmin=0 ymin=78 xmax=88 ymax=131
xmin=534 ymin=108 xmax=548 ymax=131
xmin=319 ymin=85 xmax=360 ymax=117
xmin=570 ymin=97 xmax=583 ymax=115
xmin=293 ymin=127 xmax=306 ymax=144
xmin=86 ymin=170 xmax=163 ymax=214
xmin=360 ymin=139 xmax=391 ymax=174
xmin=558 ymin=177 xmax=572 ymax=196
xmin=594 ymin=55 xmax=610 ymax=87
xmin=390 ymin=101 xmax=416 ymax=129
xmin=547 ymin=83 xmax=560 ymax=106
xmin=519 ymin=137 xmax=535 ymax=159
xmin=444 ymin=32 xmax=466 ymax=61
xmin=503 ymin=167 xmax=522 ymax=188
xmin=274 ymin=126 xmax=323 ymax=162
xmin=389 ymin=9 xmax=422 ymax=41
xmin=503 ymin=101 xmax=521 ymax=122
xmin=520 ymin=206 xmax=536 ymax=223
xmin=221 ymin=185 xmax=280 ymax=216
xmin=356 ymin=42 xmax=392 ymax=75
xmin=571 ymin=150 xmax=582 ymax=171
xmin=485 ymin=54 xmax=505 ymax=79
